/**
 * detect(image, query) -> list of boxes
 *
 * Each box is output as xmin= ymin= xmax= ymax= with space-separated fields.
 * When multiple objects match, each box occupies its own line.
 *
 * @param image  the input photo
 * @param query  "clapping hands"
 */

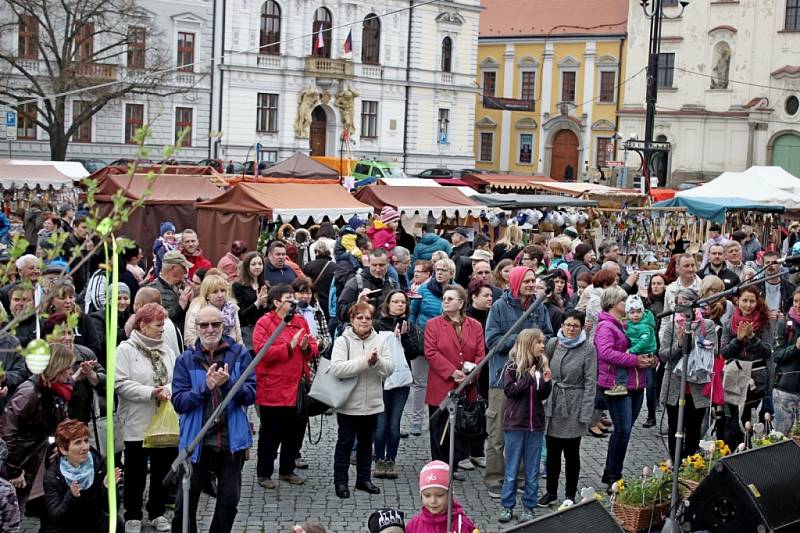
xmin=205 ymin=363 xmax=230 ymax=391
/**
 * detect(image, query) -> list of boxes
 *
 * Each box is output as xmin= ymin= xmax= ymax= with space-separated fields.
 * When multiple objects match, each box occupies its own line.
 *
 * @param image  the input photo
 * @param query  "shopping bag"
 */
xmin=380 ymin=333 xmax=413 ymax=390
xmin=143 ymin=400 xmax=180 ymax=448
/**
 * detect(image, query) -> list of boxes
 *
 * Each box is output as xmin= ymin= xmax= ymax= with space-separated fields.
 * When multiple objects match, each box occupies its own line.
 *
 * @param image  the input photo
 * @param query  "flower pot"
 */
xmin=612 ymin=500 xmax=672 ymax=532
xmin=681 ymin=479 xmax=701 ymax=497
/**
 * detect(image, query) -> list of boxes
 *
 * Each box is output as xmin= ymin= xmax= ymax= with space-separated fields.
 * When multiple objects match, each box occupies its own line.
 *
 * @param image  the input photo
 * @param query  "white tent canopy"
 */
xmin=742 ymin=166 xmax=800 ymax=196
xmin=0 ymin=159 xmax=89 ymax=189
xmin=676 ymin=170 xmax=800 ymax=209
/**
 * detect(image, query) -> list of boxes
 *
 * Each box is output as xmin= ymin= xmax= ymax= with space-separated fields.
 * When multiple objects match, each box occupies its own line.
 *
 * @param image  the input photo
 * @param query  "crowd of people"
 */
xmin=0 ymin=201 xmax=798 ymax=532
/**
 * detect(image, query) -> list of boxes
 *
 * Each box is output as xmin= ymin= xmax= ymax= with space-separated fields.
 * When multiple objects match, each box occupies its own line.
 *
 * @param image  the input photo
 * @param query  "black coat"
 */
xmin=0 ymin=335 xmax=28 ymax=411
xmin=44 ymin=449 xmax=112 ymax=533
xmin=336 ymin=270 xmax=396 ymax=325
xmin=232 ymin=281 xmax=266 ymax=328
xmin=68 ymin=345 xmax=106 ymax=423
xmin=699 ymin=262 xmax=740 ymax=291
xmin=774 ymin=318 xmax=800 ymax=395
xmin=302 ymin=257 xmax=334 ymax=311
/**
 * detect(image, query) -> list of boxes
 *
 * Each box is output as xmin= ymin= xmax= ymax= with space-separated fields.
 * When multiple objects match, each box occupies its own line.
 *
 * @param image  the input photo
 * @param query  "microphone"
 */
xmin=777 ymin=254 xmax=800 ymax=265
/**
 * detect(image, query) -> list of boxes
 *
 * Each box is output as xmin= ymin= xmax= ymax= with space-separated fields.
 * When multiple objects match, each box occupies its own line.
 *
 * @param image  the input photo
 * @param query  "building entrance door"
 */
xmin=310 ymin=107 xmax=327 ymax=156
xmin=550 ymin=129 xmax=579 ymax=181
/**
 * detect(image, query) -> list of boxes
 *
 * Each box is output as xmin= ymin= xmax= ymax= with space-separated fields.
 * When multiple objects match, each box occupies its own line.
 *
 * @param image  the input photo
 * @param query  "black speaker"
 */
xmin=684 ymin=440 xmax=800 ymax=532
xmin=502 ymin=499 xmax=623 ymax=532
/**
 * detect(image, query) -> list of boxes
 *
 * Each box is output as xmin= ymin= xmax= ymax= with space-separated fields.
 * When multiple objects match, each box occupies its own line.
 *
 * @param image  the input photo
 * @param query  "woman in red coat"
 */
xmin=253 ymin=284 xmax=318 ymax=489
xmin=424 ymin=284 xmax=485 ymax=479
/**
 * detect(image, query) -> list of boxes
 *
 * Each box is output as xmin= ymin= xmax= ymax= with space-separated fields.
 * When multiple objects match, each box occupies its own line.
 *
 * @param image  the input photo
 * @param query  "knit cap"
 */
xmin=625 ymin=294 xmax=644 ymax=313
xmin=160 ymin=222 xmax=176 ymax=236
xmin=380 ymin=206 xmax=401 ymax=224
xmin=419 ymin=460 xmax=450 ymax=493
xmin=116 ymin=282 xmax=131 ymax=297
xmin=348 ymin=214 xmax=366 ymax=231
xmin=368 ymin=508 xmax=405 ymax=532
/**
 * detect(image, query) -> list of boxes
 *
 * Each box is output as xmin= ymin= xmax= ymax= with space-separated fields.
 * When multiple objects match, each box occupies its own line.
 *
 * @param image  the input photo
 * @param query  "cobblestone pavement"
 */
xmin=23 ymin=406 xmax=668 ymax=532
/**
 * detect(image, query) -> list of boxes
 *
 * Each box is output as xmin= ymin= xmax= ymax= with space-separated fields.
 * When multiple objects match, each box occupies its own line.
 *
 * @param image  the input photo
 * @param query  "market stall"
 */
xmin=95 ymin=172 xmax=224 ymax=262
xmin=196 ymin=182 xmax=373 ymax=261
xmin=461 ymin=173 xmax=553 ymax=193
xmin=530 ymin=181 xmax=648 ymax=208
xmin=472 ymin=192 xmax=597 ymax=209
xmin=0 ymin=159 xmax=88 ymax=214
xmin=377 ymin=178 xmax=442 ymax=187
xmin=262 ymin=152 xmax=340 ymax=179
xmin=676 ymin=170 xmax=800 ymax=209
xmin=652 ymin=196 xmax=786 ymax=224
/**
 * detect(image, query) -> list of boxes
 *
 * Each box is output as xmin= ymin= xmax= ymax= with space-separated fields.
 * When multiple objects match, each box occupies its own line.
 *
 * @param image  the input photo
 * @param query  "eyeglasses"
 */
xmin=765 ymin=261 xmax=779 ymax=266
xmin=442 ymin=296 xmax=462 ymax=302
xmin=197 ymin=321 xmax=223 ymax=330
xmin=563 ymin=322 xmax=581 ymax=329
xmin=435 ymin=268 xmax=451 ymax=273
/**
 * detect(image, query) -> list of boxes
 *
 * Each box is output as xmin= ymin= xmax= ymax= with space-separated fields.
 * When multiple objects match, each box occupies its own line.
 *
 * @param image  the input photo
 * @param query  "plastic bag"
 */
xmin=143 ymin=400 xmax=180 ymax=448
xmin=380 ymin=333 xmax=413 ymax=390
xmin=673 ymin=338 xmax=714 ymax=384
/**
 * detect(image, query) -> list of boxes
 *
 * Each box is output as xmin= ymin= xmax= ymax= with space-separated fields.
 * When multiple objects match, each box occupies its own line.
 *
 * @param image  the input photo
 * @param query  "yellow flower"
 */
xmin=617 ymin=479 xmax=626 ymax=491
xmin=721 ymin=446 xmax=731 ymax=456
xmin=715 ymin=440 xmax=725 ymax=448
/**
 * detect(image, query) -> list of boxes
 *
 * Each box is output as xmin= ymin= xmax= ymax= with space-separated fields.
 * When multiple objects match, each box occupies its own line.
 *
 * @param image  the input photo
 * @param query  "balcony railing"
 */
xmin=74 ymin=62 xmax=118 ymax=80
xmin=257 ymin=54 xmax=282 ymax=69
xmin=304 ymin=56 xmax=353 ymax=78
xmin=360 ymin=65 xmax=383 ymax=78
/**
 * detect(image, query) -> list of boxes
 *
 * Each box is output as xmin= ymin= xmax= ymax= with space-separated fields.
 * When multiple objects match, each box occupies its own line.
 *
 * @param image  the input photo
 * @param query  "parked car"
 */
xmin=197 ymin=158 xmax=225 ymax=173
xmin=108 ymin=158 xmax=155 ymax=167
xmin=158 ymin=159 xmax=198 ymax=166
xmin=458 ymin=168 xmax=488 ymax=177
xmin=417 ymin=168 xmax=455 ymax=179
xmin=67 ymin=158 xmax=106 ymax=173
xmin=352 ymin=159 xmax=407 ymax=180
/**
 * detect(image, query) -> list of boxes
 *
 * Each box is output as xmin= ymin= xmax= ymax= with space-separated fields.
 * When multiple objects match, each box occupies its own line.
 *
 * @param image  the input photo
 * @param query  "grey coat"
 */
xmin=544 ymin=336 xmax=597 ymax=439
xmin=658 ymin=318 xmax=717 ymax=409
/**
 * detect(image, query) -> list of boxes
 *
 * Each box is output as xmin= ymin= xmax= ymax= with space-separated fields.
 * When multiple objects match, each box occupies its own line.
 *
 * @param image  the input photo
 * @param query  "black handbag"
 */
xmin=454 ymin=393 xmax=487 ymax=443
xmin=297 ymin=370 xmax=331 ymax=418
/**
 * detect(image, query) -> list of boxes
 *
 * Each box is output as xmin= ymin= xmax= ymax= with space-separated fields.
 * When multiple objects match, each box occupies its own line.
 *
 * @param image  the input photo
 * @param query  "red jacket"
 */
xmin=424 ymin=315 xmax=485 ymax=406
xmin=253 ymin=311 xmax=319 ymax=407
xmin=184 ymin=248 xmax=213 ymax=279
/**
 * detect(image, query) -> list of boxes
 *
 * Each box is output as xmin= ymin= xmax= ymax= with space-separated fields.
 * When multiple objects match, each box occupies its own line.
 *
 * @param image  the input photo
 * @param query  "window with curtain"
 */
xmin=361 ymin=14 xmax=380 ymax=65
xmin=177 ymin=32 xmax=195 ymax=72
xmin=260 ymin=1 xmax=281 ymax=55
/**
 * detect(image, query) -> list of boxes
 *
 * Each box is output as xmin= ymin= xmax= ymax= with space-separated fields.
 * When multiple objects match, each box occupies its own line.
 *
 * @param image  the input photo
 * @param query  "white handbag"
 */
xmin=380 ymin=333 xmax=413 ymax=390
xmin=309 ymin=337 xmax=359 ymax=409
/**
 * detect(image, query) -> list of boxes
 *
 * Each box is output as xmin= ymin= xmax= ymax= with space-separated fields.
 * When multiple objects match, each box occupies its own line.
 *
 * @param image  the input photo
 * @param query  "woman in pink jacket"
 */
xmin=592 ymin=286 xmax=657 ymax=492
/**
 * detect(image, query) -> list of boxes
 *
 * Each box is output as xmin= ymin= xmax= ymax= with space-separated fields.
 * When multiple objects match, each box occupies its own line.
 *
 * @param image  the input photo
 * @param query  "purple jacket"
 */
xmin=593 ymin=311 xmax=647 ymax=390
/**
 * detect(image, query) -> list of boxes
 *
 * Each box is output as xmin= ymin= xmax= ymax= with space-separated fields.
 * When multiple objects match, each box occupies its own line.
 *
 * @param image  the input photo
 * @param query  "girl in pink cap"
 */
xmin=405 ymin=460 xmax=479 ymax=533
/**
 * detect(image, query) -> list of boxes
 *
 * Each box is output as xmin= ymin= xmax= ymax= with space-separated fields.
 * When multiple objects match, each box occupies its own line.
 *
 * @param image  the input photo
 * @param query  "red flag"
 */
xmin=343 ymin=29 xmax=353 ymax=54
xmin=316 ymin=27 xmax=325 ymax=49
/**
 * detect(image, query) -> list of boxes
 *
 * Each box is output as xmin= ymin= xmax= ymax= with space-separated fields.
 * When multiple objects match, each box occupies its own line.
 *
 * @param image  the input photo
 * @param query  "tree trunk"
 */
xmin=49 ymin=129 xmax=68 ymax=160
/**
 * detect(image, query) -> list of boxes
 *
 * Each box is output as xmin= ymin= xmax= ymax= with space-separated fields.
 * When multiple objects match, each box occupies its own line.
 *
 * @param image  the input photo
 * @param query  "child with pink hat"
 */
xmin=405 ymin=460 xmax=479 ymax=533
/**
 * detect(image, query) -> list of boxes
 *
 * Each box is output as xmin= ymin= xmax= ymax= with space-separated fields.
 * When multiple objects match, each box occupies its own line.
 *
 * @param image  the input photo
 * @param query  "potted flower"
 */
xmin=611 ymin=464 xmax=675 ymax=532
xmin=679 ymin=440 xmax=731 ymax=495
xmin=753 ymin=430 xmax=788 ymax=448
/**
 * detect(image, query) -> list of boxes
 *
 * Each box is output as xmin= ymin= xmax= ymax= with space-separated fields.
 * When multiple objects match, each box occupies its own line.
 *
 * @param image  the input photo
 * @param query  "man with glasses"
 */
xmin=171 ymin=305 xmax=256 ymax=533
xmin=763 ymin=251 xmax=794 ymax=321
xmin=699 ymin=243 xmax=739 ymax=289
xmin=471 ymin=258 xmax=502 ymax=301
xmin=389 ymin=246 xmax=411 ymax=291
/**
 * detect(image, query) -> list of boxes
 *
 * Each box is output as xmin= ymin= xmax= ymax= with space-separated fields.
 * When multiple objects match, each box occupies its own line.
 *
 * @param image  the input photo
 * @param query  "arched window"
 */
xmin=312 ymin=7 xmax=332 ymax=58
xmin=260 ymin=1 xmax=281 ymax=55
xmin=441 ymin=36 xmax=452 ymax=72
xmin=361 ymin=14 xmax=380 ymax=65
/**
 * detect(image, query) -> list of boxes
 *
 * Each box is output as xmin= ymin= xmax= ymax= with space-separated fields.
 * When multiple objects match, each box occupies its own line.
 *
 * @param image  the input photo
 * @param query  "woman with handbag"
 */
xmin=115 ymin=303 xmax=178 ymax=533
xmin=658 ymin=289 xmax=718 ymax=460
xmin=424 ymin=284 xmax=486 ymax=481
xmin=330 ymin=302 xmax=394 ymax=499
xmin=373 ymin=289 xmax=423 ymax=480
xmin=252 ymin=284 xmax=318 ymax=490
xmin=232 ymin=251 xmax=269 ymax=350
xmin=772 ymin=287 xmax=800 ymax=435
xmin=720 ymin=286 xmax=773 ymax=447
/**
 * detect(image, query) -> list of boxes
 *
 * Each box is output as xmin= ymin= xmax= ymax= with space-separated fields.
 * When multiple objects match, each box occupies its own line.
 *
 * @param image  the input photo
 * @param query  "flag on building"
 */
xmin=316 ymin=28 xmax=325 ymax=49
xmin=343 ymin=29 xmax=353 ymax=54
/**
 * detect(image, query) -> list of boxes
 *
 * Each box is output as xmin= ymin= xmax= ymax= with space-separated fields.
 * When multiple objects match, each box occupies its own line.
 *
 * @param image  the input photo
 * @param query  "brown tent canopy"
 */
xmin=354 ymin=185 xmax=486 ymax=219
xmin=262 ymin=152 xmax=340 ymax=179
xmin=95 ymin=173 xmax=224 ymax=263
xmin=195 ymin=182 xmax=373 ymax=262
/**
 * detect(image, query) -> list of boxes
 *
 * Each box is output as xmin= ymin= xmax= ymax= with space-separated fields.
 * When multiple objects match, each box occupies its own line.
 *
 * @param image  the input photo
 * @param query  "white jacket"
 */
xmin=115 ymin=331 xmax=177 ymax=442
xmin=329 ymin=327 xmax=394 ymax=416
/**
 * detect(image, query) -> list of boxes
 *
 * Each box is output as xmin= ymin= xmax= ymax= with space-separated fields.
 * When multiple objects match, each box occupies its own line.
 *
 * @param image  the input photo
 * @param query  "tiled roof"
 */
xmin=480 ymin=0 xmax=628 ymax=38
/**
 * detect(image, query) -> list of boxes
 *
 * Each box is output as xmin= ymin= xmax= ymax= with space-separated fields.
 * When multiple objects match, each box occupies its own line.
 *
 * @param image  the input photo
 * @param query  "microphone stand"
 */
xmin=433 ymin=290 xmax=550 ymax=533
xmin=658 ymin=266 xmax=798 ymax=532
xmin=164 ymin=301 xmax=298 ymax=533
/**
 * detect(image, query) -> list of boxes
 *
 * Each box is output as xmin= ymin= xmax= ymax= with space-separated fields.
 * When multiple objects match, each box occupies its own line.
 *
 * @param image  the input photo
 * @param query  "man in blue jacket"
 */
xmin=171 ymin=305 xmax=256 ymax=533
xmin=483 ymin=266 xmax=553 ymax=497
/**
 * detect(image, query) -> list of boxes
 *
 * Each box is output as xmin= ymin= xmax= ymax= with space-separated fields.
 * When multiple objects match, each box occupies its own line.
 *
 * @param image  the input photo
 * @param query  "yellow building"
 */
xmin=475 ymin=0 xmax=629 ymax=180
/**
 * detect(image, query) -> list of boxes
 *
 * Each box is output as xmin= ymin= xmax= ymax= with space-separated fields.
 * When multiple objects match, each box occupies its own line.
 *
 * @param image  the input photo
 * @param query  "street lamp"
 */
xmin=640 ymin=0 xmax=688 ymax=194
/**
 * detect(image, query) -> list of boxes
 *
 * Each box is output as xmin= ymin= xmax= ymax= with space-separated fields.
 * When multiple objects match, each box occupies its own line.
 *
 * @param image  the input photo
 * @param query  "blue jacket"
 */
xmin=171 ymin=336 xmax=256 ymax=463
xmin=409 ymin=280 xmax=443 ymax=331
xmin=485 ymin=290 xmax=553 ymax=388
xmin=411 ymin=233 xmax=452 ymax=265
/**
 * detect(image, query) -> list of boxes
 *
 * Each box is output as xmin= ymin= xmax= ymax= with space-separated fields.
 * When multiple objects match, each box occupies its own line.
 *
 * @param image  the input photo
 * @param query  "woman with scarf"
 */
xmin=424 ymin=285 xmax=485 ymax=481
xmin=115 ymin=303 xmax=178 ymax=533
xmin=658 ymin=289 xmax=718 ymax=460
xmin=538 ymin=310 xmax=597 ymax=507
xmin=184 ymin=274 xmax=243 ymax=347
xmin=0 ymin=344 xmax=72 ymax=509
xmin=408 ymin=257 xmax=454 ymax=436
xmin=292 ymin=276 xmax=331 ymax=356
xmin=772 ymin=287 xmax=800 ymax=435
xmin=252 ymin=284 xmax=319 ymax=490
xmin=720 ymin=286 xmax=773 ymax=447
xmin=44 ymin=419 xmax=122 ymax=532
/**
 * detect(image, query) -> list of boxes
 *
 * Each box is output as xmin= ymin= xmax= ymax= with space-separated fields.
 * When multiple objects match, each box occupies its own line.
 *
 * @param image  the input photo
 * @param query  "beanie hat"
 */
xmin=625 ymin=294 xmax=644 ymax=313
xmin=508 ymin=266 xmax=534 ymax=300
xmin=419 ymin=460 xmax=450 ymax=493
xmin=116 ymin=282 xmax=131 ymax=297
xmin=380 ymin=206 xmax=401 ymax=224
xmin=564 ymin=226 xmax=579 ymax=239
xmin=348 ymin=214 xmax=366 ymax=231
xmin=368 ymin=508 xmax=405 ymax=532
xmin=160 ymin=222 xmax=176 ymax=236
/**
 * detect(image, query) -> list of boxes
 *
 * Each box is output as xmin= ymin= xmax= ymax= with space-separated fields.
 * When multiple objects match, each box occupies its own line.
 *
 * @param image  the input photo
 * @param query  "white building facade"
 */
xmin=619 ymin=0 xmax=800 ymax=184
xmin=212 ymin=0 xmax=480 ymax=173
xmin=0 ymin=0 xmax=214 ymax=162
